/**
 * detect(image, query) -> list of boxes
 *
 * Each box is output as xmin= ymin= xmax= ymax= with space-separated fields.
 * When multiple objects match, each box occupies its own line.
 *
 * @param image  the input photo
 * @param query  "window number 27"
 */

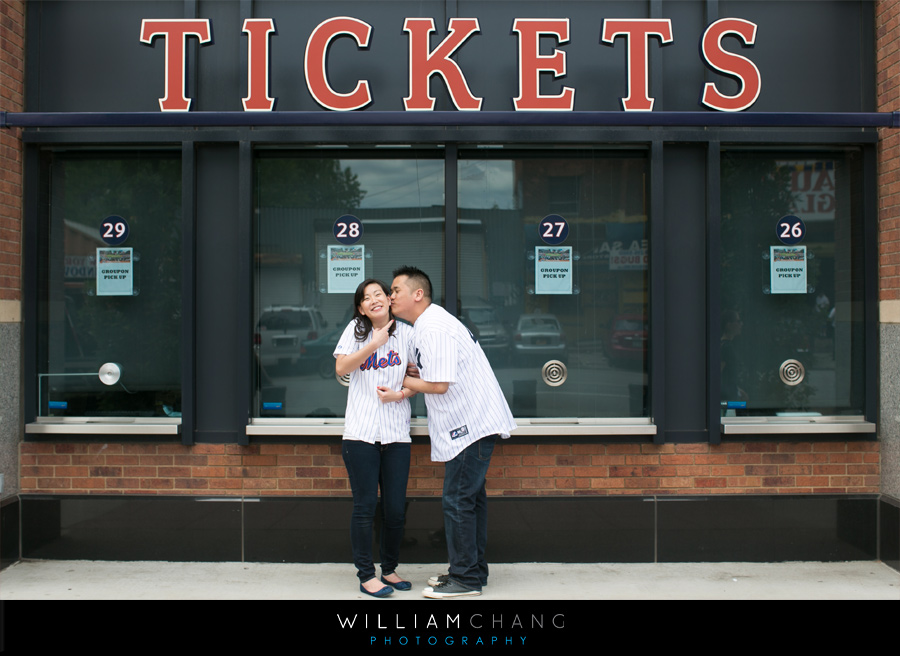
xmin=539 ymin=215 xmax=568 ymax=245
xmin=543 ymin=222 xmax=566 ymax=238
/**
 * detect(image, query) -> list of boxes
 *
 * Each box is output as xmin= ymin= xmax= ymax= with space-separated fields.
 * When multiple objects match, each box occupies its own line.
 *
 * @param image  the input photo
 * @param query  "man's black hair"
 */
xmin=393 ymin=265 xmax=433 ymax=300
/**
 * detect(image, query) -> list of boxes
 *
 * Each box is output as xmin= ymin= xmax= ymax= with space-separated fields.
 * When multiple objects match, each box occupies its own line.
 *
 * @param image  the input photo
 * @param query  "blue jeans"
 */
xmin=341 ymin=440 xmax=410 ymax=583
xmin=443 ymin=434 xmax=497 ymax=591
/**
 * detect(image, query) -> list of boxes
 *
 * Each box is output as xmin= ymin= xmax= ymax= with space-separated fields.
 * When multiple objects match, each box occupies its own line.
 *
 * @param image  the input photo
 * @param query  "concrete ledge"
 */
xmin=0 ymin=300 xmax=20 ymax=323
xmin=881 ymin=299 xmax=900 ymax=324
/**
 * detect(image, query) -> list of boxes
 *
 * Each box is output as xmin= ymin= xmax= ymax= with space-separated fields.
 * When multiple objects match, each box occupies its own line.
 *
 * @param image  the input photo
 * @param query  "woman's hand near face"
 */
xmin=335 ymin=319 xmax=394 ymax=377
xmin=371 ymin=320 xmax=393 ymax=348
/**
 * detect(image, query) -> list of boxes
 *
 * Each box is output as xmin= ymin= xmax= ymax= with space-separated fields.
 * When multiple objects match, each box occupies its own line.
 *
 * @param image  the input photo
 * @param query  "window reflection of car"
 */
xmin=513 ymin=313 xmax=567 ymax=363
xmin=254 ymin=305 xmax=327 ymax=370
xmin=300 ymin=308 xmax=353 ymax=378
xmin=462 ymin=303 xmax=510 ymax=363
xmin=606 ymin=314 xmax=647 ymax=367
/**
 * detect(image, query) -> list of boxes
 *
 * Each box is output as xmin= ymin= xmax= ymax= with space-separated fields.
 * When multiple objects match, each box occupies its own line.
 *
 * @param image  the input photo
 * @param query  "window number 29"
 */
xmin=103 ymin=221 xmax=127 ymax=239
xmin=100 ymin=216 xmax=129 ymax=245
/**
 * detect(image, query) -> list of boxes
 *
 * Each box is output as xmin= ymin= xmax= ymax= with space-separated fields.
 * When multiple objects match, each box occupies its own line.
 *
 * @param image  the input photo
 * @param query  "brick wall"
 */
xmin=0 ymin=0 xmax=24 ymax=302
xmin=20 ymin=440 xmax=880 ymax=496
xmin=878 ymin=0 xmax=900 ymax=302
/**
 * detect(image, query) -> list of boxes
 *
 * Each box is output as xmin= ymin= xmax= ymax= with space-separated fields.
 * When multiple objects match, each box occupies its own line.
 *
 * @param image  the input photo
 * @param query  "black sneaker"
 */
xmin=428 ymin=573 xmax=487 ymax=587
xmin=422 ymin=580 xmax=481 ymax=599
xmin=427 ymin=573 xmax=449 ymax=587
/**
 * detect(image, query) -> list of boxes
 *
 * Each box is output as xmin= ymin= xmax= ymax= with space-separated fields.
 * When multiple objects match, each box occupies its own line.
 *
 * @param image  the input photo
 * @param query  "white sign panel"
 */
xmin=535 ymin=246 xmax=572 ymax=295
xmin=328 ymin=244 xmax=365 ymax=293
xmin=770 ymin=245 xmax=807 ymax=294
xmin=96 ymin=247 xmax=133 ymax=296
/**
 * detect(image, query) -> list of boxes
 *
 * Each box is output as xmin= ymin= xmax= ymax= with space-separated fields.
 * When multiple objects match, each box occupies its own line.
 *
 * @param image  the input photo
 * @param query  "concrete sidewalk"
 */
xmin=1 ymin=559 xmax=897 ymax=600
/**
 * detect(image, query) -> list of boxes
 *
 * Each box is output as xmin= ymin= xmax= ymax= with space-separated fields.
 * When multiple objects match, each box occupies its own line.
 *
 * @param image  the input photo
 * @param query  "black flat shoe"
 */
xmin=360 ymin=582 xmax=394 ymax=598
xmin=381 ymin=576 xmax=412 ymax=591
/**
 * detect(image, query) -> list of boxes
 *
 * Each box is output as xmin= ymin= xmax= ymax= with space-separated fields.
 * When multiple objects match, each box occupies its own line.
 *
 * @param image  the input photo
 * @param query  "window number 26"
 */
xmin=779 ymin=222 xmax=803 ymax=239
xmin=776 ymin=215 xmax=805 ymax=245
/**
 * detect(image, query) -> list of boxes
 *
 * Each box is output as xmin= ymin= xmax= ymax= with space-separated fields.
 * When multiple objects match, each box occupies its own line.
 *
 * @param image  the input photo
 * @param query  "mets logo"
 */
xmin=450 ymin=425 xmax=469 ymax=440
xmin=360 ymin=350 xmax=402 ymax=372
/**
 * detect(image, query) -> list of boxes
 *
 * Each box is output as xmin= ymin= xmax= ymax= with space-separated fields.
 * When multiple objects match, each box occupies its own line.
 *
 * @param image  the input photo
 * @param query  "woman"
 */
xmin=334 ymin=278 xmax=416 ymax=598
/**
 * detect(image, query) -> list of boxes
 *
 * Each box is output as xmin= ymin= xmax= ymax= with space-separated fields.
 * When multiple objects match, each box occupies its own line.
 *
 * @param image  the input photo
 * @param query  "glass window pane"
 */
xmin=458 ymin=150 xmax=649 ymax=418
xmin=720 ymin=151 xmax=865 ymax=417
xmin=39 ymin=153 xmax=182 ymax=417
xmin=253 ymin=152 xmax=444 ymax=419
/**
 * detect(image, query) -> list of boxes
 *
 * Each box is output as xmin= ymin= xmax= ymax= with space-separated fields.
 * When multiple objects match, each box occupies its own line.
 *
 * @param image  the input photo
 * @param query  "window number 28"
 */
xmin=334 ymin=215 xmax=363 ymax=244
xmin=336 ymin=222 xmax=360 ymax=239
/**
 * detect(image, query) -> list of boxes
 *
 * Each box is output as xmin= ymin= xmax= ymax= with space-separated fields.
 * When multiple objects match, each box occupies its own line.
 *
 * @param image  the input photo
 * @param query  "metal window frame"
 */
xmin=18 ymin=115 xmax=884 ymax=443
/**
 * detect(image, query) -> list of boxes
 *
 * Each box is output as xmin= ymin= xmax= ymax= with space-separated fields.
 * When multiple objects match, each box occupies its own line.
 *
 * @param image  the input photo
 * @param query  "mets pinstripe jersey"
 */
xmin=413 ymin=304 xmax=516 ymax=462
xmin=334 ymin=319 xmax=416 ymax=444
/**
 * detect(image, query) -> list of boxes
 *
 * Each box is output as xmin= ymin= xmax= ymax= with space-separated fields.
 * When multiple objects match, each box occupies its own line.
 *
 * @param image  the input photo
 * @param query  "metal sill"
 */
xmin=246 ymin=418 xmax=656 ymax=437
xmin=26 ymin=418 xmax=182 ymax=435
xmin=512 ymin=418 xmax=656 ymax=436
xmin=720 ymin=416 xmax=875 ymax=435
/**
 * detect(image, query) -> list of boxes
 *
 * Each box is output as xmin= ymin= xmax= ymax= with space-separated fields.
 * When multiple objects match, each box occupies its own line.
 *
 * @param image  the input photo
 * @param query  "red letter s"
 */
xmin=700 ymin=18 xmax=761 ymax=112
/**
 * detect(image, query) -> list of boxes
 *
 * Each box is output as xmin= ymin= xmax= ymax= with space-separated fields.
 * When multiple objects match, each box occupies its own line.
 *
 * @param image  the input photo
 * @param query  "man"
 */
xmin=385 ymin=266 xmax=516 ymax=599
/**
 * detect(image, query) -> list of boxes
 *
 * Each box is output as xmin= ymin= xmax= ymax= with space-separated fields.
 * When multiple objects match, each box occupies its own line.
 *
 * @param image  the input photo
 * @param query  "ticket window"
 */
xmin=457 ymin=150 xmax=650 ymax=420
xmin=252 ymin=151 xmax=444 ymax=419
xmin=719 ymin=151 xmax=866 ymax=420
xmin=36 ymin=152 xmax=183 ymax=419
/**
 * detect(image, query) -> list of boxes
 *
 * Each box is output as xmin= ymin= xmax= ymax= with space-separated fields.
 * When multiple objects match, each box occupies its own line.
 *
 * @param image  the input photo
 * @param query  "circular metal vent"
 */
xmin=779 ymin=359 xmax=805 ymax=386
xmin=541 ymin=360 xmax=568 ymax=387
xmin=98 ymin=362 xmax=122 ymax=386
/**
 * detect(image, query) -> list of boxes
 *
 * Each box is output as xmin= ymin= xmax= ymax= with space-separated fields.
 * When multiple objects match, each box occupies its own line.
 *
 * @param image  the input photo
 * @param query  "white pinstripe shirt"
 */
xmin=334 ymin=319 xmax=416 ymax=444
xmin=414 ymin=304 xmax=516 ymax=462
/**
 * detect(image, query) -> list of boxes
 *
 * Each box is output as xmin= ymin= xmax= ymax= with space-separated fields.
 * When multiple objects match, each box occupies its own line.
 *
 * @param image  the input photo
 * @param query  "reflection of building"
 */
xmin=257 ymin=206 xmax=446 ymax=326
xmin=511 ymin=156 xmax=648 ymax=341
xmin=1 ymin=0 xmax=898 ymax=586
xmin=63 ymin=221 xmax=102 ymax=283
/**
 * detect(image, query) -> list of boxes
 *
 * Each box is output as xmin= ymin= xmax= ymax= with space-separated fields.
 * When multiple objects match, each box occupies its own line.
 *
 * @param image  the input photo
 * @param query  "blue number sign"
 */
xmin=334 ymin=215 xmax=363 ymax=245
xmin=100 ymin=216 xmax=129 ymax=246
xmin=776 ymin=215 xmax=806 ymax=245
xmin=539 ymin=215 xmax=569 ymax=245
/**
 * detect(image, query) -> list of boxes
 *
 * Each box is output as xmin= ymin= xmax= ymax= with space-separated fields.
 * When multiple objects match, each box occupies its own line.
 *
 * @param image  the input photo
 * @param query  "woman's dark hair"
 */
xmin=352 ymin=278 xmax=396 ymax=341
